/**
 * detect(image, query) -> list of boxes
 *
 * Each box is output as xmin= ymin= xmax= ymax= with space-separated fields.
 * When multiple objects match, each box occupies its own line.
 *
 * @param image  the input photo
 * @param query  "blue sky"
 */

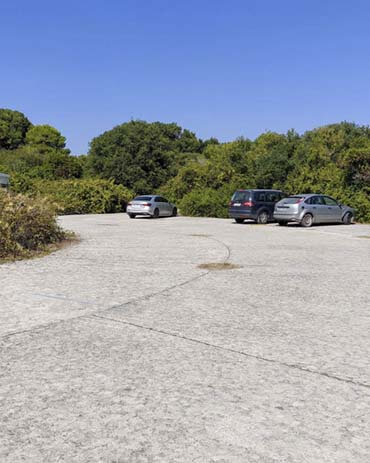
xmin=1 ymin=0 xmax=370 ymax=154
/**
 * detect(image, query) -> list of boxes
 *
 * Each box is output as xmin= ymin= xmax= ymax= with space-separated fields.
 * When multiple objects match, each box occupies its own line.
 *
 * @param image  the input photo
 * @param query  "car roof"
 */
xmin=236 ymin=189 xmax=282 ymax=192
xmin=135 ymin=194 xmax=156 ymax=197
xmin=288 ymin=193 xmax=324 ymax=197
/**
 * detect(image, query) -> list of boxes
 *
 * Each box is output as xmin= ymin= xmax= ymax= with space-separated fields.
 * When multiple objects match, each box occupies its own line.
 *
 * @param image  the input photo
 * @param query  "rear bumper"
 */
xmin=273 ymin=213 xmax=300 ymax=222
xmin=127 ymin=207 xmax=153 ymax=216
xmin=229 ymin=209 xmax=255 ymax=220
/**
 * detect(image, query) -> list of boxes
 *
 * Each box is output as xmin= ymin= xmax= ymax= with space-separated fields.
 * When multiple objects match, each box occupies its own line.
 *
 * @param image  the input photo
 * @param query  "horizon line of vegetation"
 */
xmin=0 ymin=108 xmax=369 ymax=222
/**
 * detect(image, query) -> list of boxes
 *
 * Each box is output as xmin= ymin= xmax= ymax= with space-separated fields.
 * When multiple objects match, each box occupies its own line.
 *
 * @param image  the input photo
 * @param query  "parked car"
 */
xmin=273 ymin=194 xmax=355 ymax=227
xmin=229 ymin=189 xmax=284 ymax=224
xmin=0 ymin=172 xmax=10 ymax=191
xmin=127 ymin=195 xmax=177 ymax=219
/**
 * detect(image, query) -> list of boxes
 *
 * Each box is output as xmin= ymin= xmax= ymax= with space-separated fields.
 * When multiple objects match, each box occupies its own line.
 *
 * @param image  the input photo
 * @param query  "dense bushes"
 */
xmin=0 ymin=192 xmax=67 ymax=259
xmin=160 ymin=123 xmax=370 ymax=221
xmin=179 ymin=188 xmax=230 ymax=218
xmin=25 ymin=178 xmax=133 ymax=215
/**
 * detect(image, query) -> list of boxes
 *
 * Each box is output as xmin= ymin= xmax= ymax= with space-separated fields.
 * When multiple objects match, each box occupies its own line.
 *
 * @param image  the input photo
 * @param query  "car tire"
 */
xmin=128 ymin=213 xmax=136 ymax=219
xmin=172 ymin=207 xmax=177 ymax=217
xmin=153 ymin=208 xmax=159 ymax=218
xmin=342 ymin=212 xmax=354 ymax=225
xmin=278 ymin=221 xmax=288 ymax=226
xmin=234 ymin=218 xmax=244 ymax=224
xmin=257 ymin=210 xmax=269 ymax=224
xmin=301 ymin=214 xmax=313 ymax=227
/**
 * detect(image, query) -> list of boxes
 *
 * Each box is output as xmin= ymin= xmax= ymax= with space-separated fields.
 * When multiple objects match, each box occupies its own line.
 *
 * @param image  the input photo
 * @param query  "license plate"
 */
xmin=233 ymin=203 xmax=241 ymax=206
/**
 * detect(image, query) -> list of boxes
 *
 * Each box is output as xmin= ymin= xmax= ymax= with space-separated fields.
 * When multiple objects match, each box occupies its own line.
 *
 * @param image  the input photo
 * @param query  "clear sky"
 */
xmin=1 ymin=0 xmax=370 ymax=154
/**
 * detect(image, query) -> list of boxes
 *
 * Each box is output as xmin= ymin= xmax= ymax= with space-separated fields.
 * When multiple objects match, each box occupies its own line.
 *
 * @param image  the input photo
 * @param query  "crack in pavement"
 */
xmin=87 ymin=313 xmax=370 ymax=391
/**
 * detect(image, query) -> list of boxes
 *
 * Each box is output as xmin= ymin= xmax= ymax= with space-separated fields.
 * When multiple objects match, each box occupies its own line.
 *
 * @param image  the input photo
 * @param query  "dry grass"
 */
xmin=358 ymin=235 xmax=370 ymax=239
xmin=198 ymin=262 xmax=242 ymax=271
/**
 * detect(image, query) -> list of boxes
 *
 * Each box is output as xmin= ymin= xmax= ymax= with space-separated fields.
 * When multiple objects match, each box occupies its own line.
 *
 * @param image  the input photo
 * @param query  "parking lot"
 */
xmin=1 ymin=214 xmax=370 ymax=462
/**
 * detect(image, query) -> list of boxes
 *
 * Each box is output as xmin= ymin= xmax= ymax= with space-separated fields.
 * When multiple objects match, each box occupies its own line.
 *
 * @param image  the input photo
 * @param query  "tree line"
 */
xmin=0 ymin=108 xmax=369 ymax=221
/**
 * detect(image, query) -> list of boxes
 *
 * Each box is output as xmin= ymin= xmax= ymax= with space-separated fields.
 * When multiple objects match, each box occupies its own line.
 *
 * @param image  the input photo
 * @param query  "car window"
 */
xmin=307 ymin=196 xmax=323 ymax=205
xmin=282 ymin=196 xmax=304 ymax=204
xmin=266 ymin=192 xmax=279 ymax=202
xmin=134 ymin=196 xmax=152 ymax=201
xmin=255 ymin=192 xmax=266 ymax=201
xmin=154 ymin=197 xmax=161 ymax=202
xmin=232 ymin=191 xmax=250 ymax=202
xmin=162 ymin=198 xmax=168 ymax=203
xmin=323 ymin=196 xmax=338 ymax=206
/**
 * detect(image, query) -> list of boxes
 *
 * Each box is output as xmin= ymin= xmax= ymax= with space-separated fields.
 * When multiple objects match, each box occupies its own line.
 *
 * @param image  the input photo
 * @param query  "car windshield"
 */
xmin=133 ymin=196 xmax=152 ymax=201
xmin=232 ymin=191 xmax=250 ymax=202
xmin=282 ymin=196 xmax=304 ymax=204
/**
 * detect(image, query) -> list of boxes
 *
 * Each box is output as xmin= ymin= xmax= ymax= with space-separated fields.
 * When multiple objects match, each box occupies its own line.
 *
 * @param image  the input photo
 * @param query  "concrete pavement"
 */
xmin=1 ymin=214 xmax=370 ymax=462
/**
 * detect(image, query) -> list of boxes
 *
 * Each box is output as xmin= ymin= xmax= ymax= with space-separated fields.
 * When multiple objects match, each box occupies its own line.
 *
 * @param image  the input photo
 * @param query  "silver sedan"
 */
xmin=273 ymin=194 xmax=355 ymax=227
xmin=127 ymin=195 xmax=177 ymax=219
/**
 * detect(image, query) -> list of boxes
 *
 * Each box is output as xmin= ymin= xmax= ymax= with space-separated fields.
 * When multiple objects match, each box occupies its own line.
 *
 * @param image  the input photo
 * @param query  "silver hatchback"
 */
xmin=273 ymin=194 xmax=355 ymax=227
xmin=127 ymin=195 xmax=177 ymax=219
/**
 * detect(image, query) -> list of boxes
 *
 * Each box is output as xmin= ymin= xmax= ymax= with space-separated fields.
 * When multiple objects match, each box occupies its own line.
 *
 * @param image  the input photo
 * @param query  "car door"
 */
xmin=253 ymin=191 xmax=266 ymax=217
xmin=323 ymin=196 xmax=342 ymax=222
xmin=161 ymin=197 xmax=172 ymax=216
xmin=154 ymin=196 xmax=165 ymax=216
xmin=306 ymin=196 xmax=327 ymax=223
xmin=265 ymin=191 xmax=280 ymax=217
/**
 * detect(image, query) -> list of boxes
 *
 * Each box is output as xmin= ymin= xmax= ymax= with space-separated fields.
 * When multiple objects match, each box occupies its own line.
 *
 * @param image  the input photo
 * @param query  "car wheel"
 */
xmin=278 ymin=221 xmax=288 ymax=226
xmin=153 ymin=208 xmax=159 ymax=218
xmin=234 ymin=218 xmax=244 ymax=224
xmin=301 ymin=214 xmax=313 ymax=227
xmin=172 ymin=207 xmax=177 ymax=217
xmin=342 ymin=212 xmax=354 ymax=225
xmin=128 ymin=213 xmax=136 ymax=219
xmin=257 ymin=211 xmax=269 ymax=224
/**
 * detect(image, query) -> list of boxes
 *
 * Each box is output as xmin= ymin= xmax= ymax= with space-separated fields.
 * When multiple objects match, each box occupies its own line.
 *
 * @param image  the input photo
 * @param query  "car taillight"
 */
xmin=127 ymin=202 xmax=132 ymax=206
xmin=229 ymin=201 xmax=233 ymax=206
xmin=142 ymin=202 xmax=152 ymax=206
xmin=296 ymin=198 xmax=304 ymax=204
xmin=243 ymin=201 xmax=253 ymax=207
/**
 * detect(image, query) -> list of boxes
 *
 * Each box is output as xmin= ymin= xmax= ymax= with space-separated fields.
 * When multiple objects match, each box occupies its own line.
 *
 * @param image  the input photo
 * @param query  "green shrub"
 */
xmin=179 ymin=188 xmax=230 ymax=218
xmin=28 ymin=178 xmax=133 ymax=215
xmin=0 ymin=192 xmax=66 ymax=259
xmin=337 ymin=189 xmax=370 ymax=223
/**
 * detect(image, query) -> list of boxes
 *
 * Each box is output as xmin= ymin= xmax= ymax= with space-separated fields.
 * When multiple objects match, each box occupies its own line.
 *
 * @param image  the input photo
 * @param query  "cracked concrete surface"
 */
xmin=1 ymin=214 xmax=370 ymax=462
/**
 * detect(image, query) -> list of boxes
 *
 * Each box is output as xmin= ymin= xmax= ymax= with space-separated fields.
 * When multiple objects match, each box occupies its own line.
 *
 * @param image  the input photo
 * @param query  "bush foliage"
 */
xmin=25 ymin=179 xmax=133 ymax=215
xmin=87 ymin=120 xmax=205 ymax=193
xmin=0 ymin=192 xmax=66 ymax=259
xmin=160 ymin=124 xmax=370 ymax=222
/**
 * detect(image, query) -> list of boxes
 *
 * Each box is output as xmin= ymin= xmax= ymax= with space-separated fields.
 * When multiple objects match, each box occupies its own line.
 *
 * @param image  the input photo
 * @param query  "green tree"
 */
xmin=0 ymin=109 xmax=32 ymax=149
xmin=250 ymin=131 xmax=298 ymax=189
xmin=25 ymin=125 xmax=68 ymax=154
xmin=87 ymin=120 xmax=202 ymax=193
